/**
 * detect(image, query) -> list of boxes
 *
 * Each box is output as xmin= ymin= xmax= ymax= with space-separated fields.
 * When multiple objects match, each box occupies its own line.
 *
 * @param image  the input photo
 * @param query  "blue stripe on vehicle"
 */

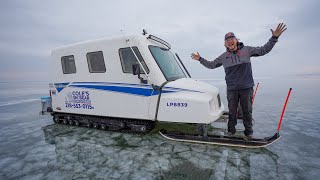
xmin=69 ymin=84 xmax=174 ymax=96
xmin=73 ymin=82 xmax=152 ymax=88
xmin=71 ymin=82 xmax=202 ymax=93
xmin=162 ymin=87 xmax=202 ymax=93
xmin=55 ymin=82 xmax=203 ymax=96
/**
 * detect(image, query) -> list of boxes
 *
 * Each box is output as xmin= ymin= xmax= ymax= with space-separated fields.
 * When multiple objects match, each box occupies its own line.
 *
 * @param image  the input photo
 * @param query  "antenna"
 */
xmin=120 ymin=30 xmax=154 ymax=86
xmin=142 ymin=29 xmax=148 ymax=35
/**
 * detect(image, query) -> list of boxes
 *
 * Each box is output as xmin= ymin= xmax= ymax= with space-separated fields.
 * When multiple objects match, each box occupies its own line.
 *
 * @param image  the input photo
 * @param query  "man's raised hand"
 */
xmin=191 ymin=52 xmax=201 ymax=61
xmin=271 ymin=23 xmax=287 ymax=37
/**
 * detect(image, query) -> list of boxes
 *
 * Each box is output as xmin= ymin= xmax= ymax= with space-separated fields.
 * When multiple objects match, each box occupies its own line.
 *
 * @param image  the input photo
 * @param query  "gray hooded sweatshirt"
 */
xmin=199 ymin=36 xmax=278 ymax=90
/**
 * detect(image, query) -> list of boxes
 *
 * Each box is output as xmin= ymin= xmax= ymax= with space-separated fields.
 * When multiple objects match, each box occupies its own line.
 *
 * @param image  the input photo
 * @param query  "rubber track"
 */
xmin=53 ymin=113 xmax=155 ymax=134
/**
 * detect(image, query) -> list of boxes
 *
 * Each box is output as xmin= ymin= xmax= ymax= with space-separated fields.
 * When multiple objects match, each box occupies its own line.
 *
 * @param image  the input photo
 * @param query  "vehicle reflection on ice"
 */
xmin=42 ymin=124 xmax=280 ymax=179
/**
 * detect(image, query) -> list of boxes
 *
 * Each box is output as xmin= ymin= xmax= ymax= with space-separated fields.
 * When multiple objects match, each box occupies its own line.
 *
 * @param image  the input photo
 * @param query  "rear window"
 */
xmin=61 ymin=55 xmax=76 ymax=74
xmin=86 ymin=51 xmax=106 ymax=73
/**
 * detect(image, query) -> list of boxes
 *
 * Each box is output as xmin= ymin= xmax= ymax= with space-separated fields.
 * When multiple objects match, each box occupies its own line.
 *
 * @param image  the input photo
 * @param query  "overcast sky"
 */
xmin=0 ymin=0 xmax=319 ymax=82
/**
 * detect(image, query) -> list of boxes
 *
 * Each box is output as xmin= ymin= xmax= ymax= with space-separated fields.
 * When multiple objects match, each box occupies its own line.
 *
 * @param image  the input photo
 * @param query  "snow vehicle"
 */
xmin=40 ymin=30 xmax=291 ymax=148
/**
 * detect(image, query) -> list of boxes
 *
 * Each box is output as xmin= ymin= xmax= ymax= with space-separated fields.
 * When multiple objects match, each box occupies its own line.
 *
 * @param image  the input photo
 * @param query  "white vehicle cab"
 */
xmin=44 ymin=30 xmax=224 ymax=133
xmin=41 ymin=30 xmax=288 ymax=148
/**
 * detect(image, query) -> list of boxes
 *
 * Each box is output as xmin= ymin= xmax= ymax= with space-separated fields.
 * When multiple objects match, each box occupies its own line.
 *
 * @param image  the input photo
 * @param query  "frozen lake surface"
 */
xmin=0 ymin=77 xmax=319 ymax=179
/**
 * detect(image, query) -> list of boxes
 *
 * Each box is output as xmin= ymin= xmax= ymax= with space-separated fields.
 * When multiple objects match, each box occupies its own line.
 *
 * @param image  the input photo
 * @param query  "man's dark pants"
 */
xmin=227 ymin=87 xmax=253 ymax=136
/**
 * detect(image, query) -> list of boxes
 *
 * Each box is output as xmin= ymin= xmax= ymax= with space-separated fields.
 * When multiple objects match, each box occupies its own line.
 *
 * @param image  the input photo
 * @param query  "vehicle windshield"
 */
xmin=149 ymin=46 xmax=186 ymax=81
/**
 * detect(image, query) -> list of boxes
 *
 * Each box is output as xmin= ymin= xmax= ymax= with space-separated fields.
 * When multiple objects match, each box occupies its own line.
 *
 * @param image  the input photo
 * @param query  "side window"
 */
xmin=61 ymin=55 xmax=76 ymax=74
xmin=86 ymin=51 xmax=106 ymax=73
xmin=119 ymin=47 xmax=149 ymax=74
